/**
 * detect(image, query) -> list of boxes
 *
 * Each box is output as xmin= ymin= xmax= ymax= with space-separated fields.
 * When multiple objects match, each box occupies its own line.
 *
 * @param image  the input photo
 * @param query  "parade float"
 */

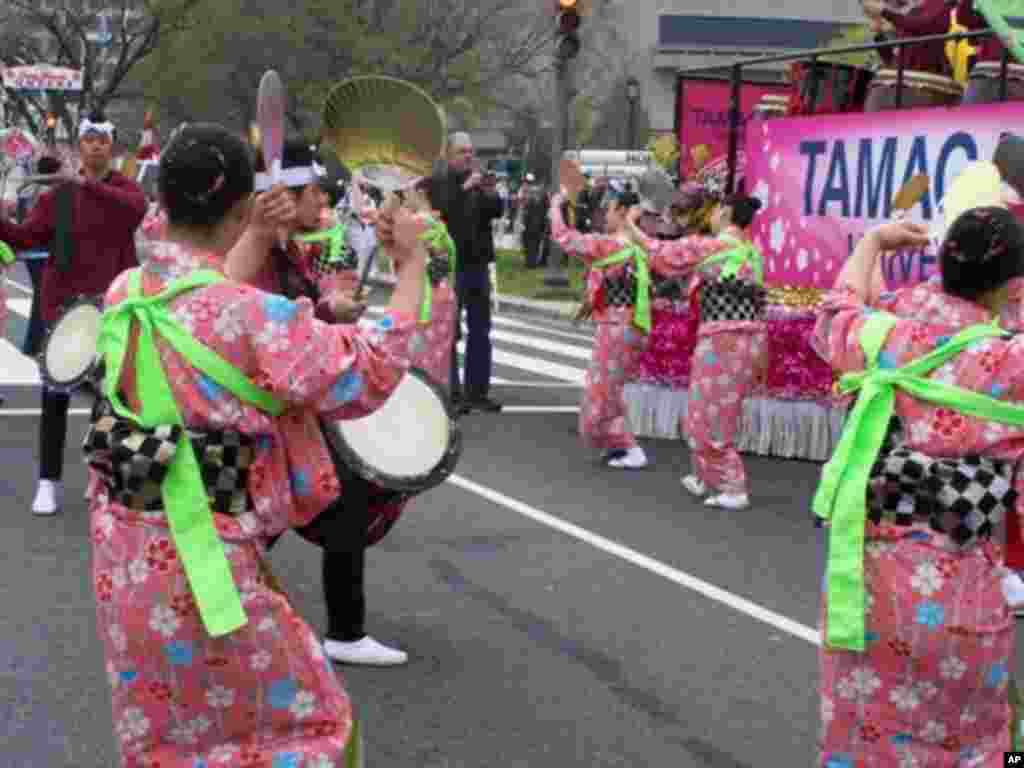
xmin=625 ymin=6 xmax=1024 ymax=461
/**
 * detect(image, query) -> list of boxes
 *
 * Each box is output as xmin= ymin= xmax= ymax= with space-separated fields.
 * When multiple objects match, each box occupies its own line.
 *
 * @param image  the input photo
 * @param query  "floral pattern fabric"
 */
xmin=812 ymin=278 xmax=1024 ymax=765
xmin=549 ymin=199 xmax=728 ymax=452
xmin=90 ymin=239 xmax=415 ymax=766
xmin=686 ymin=330 xmax=766 ymax=494
xmin=639 ymin=231 xmax=767 ymax=495
xmin=819 ymin=524 xmax=1012 ymax=766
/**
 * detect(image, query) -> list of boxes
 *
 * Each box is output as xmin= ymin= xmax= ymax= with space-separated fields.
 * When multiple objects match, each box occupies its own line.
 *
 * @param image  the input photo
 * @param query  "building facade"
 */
xmin=618 ymin=0 xmax=866 ymax=134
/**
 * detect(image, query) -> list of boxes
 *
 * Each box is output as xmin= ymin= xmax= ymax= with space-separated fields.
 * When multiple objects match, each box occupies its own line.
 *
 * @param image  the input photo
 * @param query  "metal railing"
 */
xmin=678 ymin=27 xmax=1014 ymax=194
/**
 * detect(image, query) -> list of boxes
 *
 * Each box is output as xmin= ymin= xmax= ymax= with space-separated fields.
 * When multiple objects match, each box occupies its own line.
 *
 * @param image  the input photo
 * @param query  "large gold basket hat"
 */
xmin=321 ymin=75 xmax=446 ymax=192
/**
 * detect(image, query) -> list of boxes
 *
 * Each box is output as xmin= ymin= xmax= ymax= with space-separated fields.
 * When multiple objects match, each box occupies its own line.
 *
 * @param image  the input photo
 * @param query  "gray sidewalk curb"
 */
xmin=367 ymin=274 xmax=591 ymax=326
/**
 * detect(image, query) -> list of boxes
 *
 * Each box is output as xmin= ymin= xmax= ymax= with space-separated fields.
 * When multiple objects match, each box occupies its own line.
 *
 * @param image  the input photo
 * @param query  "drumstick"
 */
xmin=355 ymin=245 xmax=377 ymax=302
xmin=892 ymin=174 xmax=929 ymax=214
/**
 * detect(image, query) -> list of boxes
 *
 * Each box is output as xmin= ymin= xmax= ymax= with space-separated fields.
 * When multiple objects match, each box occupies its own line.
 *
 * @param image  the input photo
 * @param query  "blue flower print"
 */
xmin=865 ymin=631 xmax=880 ymax=645
xmin=890 ymin=733 xmax=913 ymax=746
xmin=257 ymin=435 xmax=273 ymax=451
xmin=332 ymin=371 xmax=364 ymax=404
xmin=991 ymin=382 xmax=1008 ymax=398
xmin=877 ymin=351 xmax=897 ymax=369
xmin=193 ymin=760 xmax=209 ymax=768
xmin=272 ymin=754 xmax=300 ymax=768
xmin=915 ymin=601 xmax=944 ymax=630
xmin=906 ymin=530 xmax=930 ymax=542
xmin=119 ymin=670 xmax=138 ymax=683
xmin=377 ymin=315 xmax=394 ymax=331
xmin=268 ymin=678 xmax=298 ymax=709
xmin=164 ymin=641 xmax=194 ymax=667
xmin=197 ymin=374 xmax=223 ymax=402
xmin=264 ymin=295 xmax=298 ymax=324
xmin=703 ymin=351 xmax=717 ymax=366
xmin=824 ymin=754 xmax=854 ymax=768
xmin=986 ymin=660 xmax=1008 ymax=688
xmin=935 ymin=335 xmax=951 ymax=348
xmin=290 ymin=470 xmax=311 ymax=497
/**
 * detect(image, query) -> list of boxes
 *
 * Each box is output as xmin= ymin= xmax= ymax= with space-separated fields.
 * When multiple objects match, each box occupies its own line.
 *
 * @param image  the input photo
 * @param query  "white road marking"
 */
xmin=492 ymin=314 xmax=594 ymax=343
xmin=447 ymin=474 xmax=821 ymax=646
xmin=5 ymin=277 xmax=33 ymax=295
xmin=0 ymin=408 xmax=91 ymax=416
xmin=6 ymin=298 xmax=31 ymax=318
xmin=0 ymin=337 xmax=39 ymax=384
xmin=482 ymin=328 xmax=590 ymax=361
xmin=491 ymin=380 xmax=581 ymax=388
xmin=498 ymin=406 xmax=580 ymax=413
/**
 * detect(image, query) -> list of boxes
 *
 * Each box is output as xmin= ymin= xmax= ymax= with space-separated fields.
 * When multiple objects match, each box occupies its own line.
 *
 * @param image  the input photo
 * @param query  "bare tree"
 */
xmin=0 ymin=0 xmax=204 ymax=138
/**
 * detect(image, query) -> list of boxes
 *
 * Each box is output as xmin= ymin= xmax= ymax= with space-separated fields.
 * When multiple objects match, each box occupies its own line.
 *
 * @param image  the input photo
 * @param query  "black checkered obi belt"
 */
xmin=867 ymin=420 xmax=1017 ymax=548
xmin=426 ymin=252 xmax=451 ymax=286
xmin=601 ymin=265 xmax=639 ymax=307
xmin=83 ymin=398 xmax=255 ymax=516
xmin=698 ymin=276 xmax=767 ymax=323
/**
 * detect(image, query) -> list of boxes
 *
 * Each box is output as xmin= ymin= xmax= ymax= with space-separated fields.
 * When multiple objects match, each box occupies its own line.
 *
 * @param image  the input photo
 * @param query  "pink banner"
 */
xmin=745 ymin=102 xmax=1024 ymax=289
xmin=677 ymin=78 xmax=790 ymax=179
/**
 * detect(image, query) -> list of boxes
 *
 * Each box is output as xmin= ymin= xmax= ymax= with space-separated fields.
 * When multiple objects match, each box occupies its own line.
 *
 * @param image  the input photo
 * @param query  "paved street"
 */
xmin=1 ymin=262 xmax=1020 ymax=767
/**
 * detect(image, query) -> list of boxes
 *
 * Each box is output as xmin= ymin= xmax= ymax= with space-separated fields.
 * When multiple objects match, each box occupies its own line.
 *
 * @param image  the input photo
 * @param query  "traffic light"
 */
xmin=555 ymin=0 xmax=581 ymax=60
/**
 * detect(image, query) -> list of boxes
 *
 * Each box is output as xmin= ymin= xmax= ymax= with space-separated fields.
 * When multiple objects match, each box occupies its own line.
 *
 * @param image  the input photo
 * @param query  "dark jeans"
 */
xmin=22 ymin=258 xmax=46 ymax=357
xmin=290 ymin=428 xmax=372 ymax=642
xmin=450 ymin=264 xmax=494 ymax=400
xmin=40 ymin=387 xmax=70 ymax=481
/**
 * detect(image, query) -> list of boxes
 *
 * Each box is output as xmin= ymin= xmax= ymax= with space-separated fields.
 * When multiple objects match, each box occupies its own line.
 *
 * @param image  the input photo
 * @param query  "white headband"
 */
xmin=79 ymin=119 xmax=115 ymax=139
xmin=254 ymin=162 xmax=325 ymax=192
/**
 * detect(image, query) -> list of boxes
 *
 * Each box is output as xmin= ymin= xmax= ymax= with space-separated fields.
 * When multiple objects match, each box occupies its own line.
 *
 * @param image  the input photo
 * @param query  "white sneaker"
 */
xmin=681 ymin=475 xmax=707 ymax=497
xmin=1002 ymin=570 xmax=1024 ymax=616
xmin=31 ymin=479 xmax=61 ymax=516
xmin=323 ymin=636 xmax=409 ymax=666
xmin=705 ymin=493 xmax=750 ymax=510
xmin=607 ymin=446 xmax=648 ymax=469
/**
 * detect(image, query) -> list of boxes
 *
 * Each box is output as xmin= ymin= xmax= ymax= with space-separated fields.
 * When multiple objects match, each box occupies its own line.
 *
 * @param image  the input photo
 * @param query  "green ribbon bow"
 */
xmin=417 ymin=216 xmax=457 ymax=323
xmin=98 ymin=268 xmax=285 ymax=637
xmin=295 ymin=221 xmax=349 ymax=265
xmin=813 ymin=311 xmax=1024 ymax=651
xmin=699 ymin=234 xmax=764 ymax=284
xmin=593 ymin=242 xmax=652 ymax=333
xmin=0 ymin=241 xmax=14 ymax=266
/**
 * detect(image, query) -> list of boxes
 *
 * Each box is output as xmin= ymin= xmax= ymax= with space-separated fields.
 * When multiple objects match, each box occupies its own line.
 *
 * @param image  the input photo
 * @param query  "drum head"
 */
xmin=40 ymin=298 xmax=103 ymax=391
xmin=337 ymin=368 xmax=458 ymax=492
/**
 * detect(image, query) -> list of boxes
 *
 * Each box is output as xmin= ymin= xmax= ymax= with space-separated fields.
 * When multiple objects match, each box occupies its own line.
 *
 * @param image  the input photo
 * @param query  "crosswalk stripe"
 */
xmin=482 ymin=328 xmax=590 ymax=362
xmin=462 ymin=341 xmax=583 ymax=383
xmin=492 ymin=315 xmax=593 ymax=343
xmin=7 ymin=298 xmax=31 ymax=318
xmin=0 ymin=337 xmax=40 ymax=384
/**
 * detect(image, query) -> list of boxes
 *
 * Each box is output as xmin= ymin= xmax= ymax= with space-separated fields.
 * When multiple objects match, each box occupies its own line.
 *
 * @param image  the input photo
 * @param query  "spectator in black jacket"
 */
xmin=427 ymin=132 xmax=504 ymax=413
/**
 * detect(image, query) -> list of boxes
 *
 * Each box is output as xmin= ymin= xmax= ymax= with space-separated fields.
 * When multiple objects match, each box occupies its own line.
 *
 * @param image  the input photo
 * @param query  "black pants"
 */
xmin=22 ymin=258 xmax=46 ymax=357
xmin=39 ymin=387 xmax=70 ymax=481
xmin=450 ymin=264 xmax=493 ymax=400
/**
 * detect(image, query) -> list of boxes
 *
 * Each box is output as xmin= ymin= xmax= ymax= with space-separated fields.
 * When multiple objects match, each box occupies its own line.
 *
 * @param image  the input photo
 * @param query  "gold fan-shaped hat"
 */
xmin=321 ymin=75 xmax=446 ymax=192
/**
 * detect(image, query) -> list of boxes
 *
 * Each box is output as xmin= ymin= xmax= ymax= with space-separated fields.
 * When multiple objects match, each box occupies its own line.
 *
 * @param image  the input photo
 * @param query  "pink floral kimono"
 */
xmin=637 ymin=230 xmax=767 ymax=494
xmin=810 ymin=278 xmax=1024 ymax=766
xmin=550 ymin=199 xmax=728 ymax=452
xmin=86 ymin=239 xmax=414 ymax=766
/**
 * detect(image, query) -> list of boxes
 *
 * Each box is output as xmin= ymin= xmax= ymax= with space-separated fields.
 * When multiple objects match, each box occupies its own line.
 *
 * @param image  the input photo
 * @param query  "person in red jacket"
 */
xmin=0 ymin=111 xmax=146 ymax=516
xmin=864 ymin=0 xmax=956 ymax=76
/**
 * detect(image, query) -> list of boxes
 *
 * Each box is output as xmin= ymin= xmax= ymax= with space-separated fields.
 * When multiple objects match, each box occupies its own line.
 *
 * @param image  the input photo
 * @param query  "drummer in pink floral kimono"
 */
xmin=811 ymin=209 xmax=1024 ymax=765
xmin=83 ymin=123 xmax=430 ymax=766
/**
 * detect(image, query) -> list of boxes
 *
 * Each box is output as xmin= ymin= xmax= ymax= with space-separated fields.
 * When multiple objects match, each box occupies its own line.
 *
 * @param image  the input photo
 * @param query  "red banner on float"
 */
xmin=677 ymin=77 xmax=790 ymax=179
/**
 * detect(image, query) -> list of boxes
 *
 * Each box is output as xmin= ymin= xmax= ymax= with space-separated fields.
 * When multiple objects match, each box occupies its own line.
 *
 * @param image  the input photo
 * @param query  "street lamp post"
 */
xmin=626 ymin=76 xmax=639 ymax=149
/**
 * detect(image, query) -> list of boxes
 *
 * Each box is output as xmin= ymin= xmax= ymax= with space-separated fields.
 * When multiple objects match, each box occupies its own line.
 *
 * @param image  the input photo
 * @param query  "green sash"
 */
xmin=813 ymin=312 xmax=1024 ymax=651
xmin=699 ymin=233 xmax=764 ymax=284
xmin=417 ymin=216 xmax=456 ymax=323
xmin=592 ymin=242 xmax=652 ymax=333
xmin=295 ymin=221 xmax=349 ymax=265
xmin=98 ymin=268 xmax=285 ymax=637
xmin=0 ymin=241 xmax=14 ymax=266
